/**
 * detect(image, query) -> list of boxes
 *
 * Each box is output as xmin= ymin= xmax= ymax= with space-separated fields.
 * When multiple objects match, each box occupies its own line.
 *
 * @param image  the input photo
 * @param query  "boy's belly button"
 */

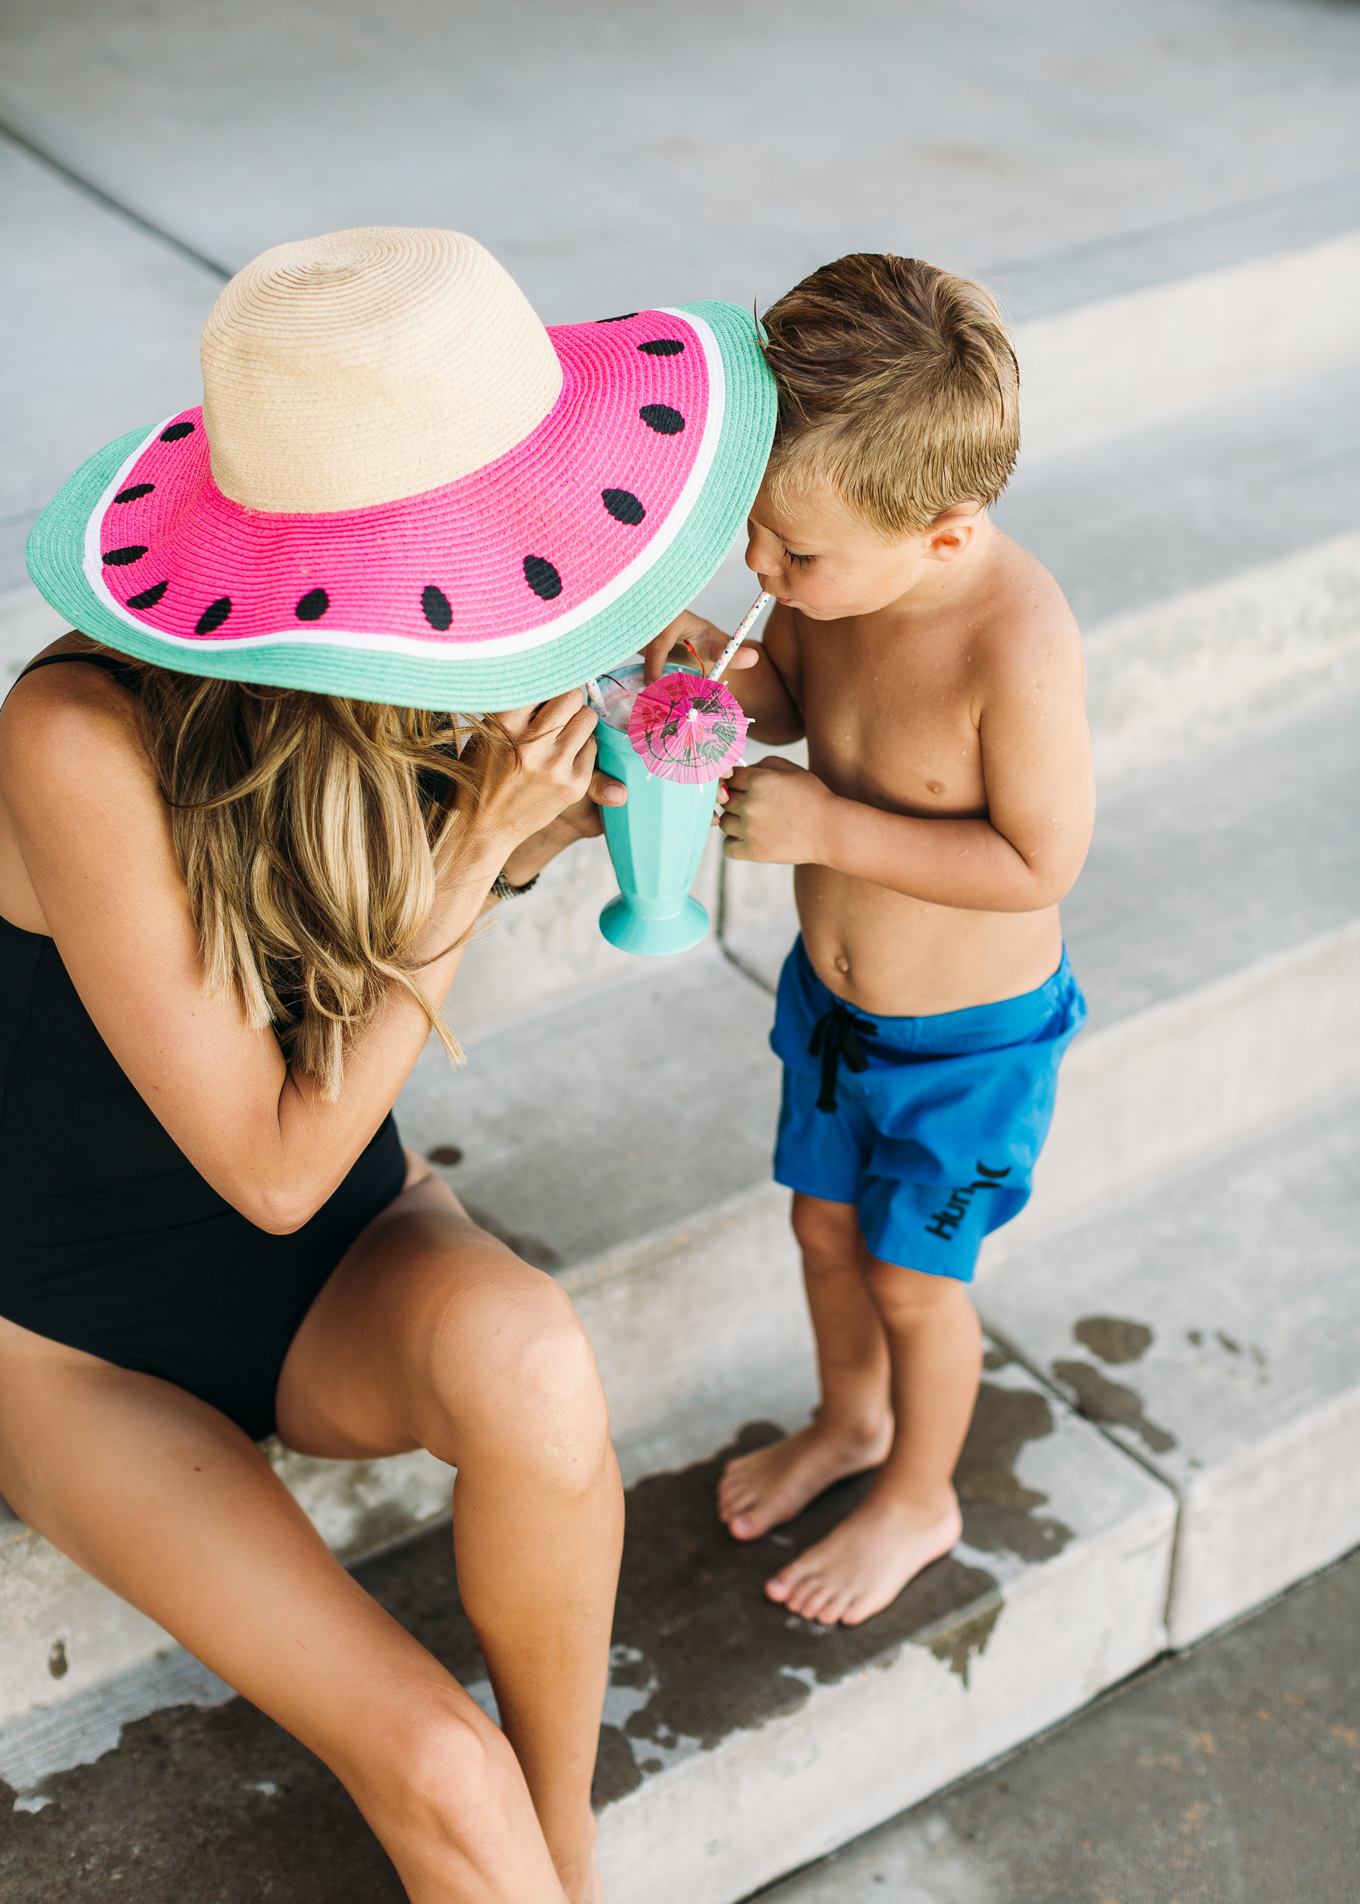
xmin=834 ymin=954 xmax=851 ymax=975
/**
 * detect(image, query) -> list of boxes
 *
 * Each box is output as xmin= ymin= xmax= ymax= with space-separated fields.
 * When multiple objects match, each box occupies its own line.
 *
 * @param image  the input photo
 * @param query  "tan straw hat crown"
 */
xmin=201 ymin=227 xmax=564 ymax=513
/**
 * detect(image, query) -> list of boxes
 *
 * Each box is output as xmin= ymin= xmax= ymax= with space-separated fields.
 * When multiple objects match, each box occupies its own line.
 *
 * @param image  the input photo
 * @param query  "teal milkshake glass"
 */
xmin=593 ymin=667 xmax=718 ymax=956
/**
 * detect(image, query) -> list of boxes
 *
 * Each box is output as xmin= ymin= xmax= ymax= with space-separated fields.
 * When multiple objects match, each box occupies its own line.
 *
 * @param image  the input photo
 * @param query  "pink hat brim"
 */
xmin=92 ymin=312 xmax=712 ymax=656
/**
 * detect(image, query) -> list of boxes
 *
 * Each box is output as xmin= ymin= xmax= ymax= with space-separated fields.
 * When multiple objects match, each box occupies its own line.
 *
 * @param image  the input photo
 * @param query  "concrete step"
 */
xmin=979 ymin=1090 xmax=1360 ymax=1650
xmin=754 ymin=1543 xmax=1360 ymax=1904
xmin=4 ymin=130 xmax=1357 ymax=1795
xmin=593 ymin=1357 xmax=1175 ymax=1904
xmin=995 ymin=355 xmax=1360 ymax=780
xmin=4 ymin=1351 xmax=1179 ymax=1904
xmin=990 ymin=171 xmax=1360 ymax=460
xmin=3 ymin=681 xmax=1356 ymax=1732
xmin=7 ymin=1095 xmax=1354 ymax=1897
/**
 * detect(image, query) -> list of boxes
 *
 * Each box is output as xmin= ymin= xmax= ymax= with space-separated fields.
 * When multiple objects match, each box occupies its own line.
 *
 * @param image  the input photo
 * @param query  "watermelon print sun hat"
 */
xmin=26 ymin=227 xmax=776 ymax=713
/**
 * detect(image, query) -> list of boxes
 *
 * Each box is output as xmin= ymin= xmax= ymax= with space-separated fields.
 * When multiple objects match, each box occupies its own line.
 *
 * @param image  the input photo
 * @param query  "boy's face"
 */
xmin=745 ymin=477 xmax=981 ymax=621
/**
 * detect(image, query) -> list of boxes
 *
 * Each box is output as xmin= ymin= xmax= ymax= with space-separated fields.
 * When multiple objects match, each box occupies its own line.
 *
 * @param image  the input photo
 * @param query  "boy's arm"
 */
xmin=640 ymin=604 xmax=805 ymax=745
xmin=722 ymin=619 xmax=1095 ymax=912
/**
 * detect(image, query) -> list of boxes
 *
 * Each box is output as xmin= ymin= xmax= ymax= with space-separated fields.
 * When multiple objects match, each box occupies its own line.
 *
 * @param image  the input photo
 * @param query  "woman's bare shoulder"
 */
xmin=0 ymin=637 xmax=163 ymax=933
xmin=1 ymin=637 xmax=151 ymax=778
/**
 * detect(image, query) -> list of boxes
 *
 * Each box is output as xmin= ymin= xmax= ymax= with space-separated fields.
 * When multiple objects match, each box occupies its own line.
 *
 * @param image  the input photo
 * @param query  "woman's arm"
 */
xmin=0 ymin=665 xmax=599 ymax=1234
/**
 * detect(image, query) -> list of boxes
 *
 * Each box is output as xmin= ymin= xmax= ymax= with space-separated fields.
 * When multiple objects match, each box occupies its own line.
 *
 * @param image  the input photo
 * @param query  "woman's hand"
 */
xmin=640 ymin=609 xmax=762 ymax=684
xmin=497 ymin=766 xmax=626 ymax=890
xmin=455 ymin=691 xmax=601 ymax=866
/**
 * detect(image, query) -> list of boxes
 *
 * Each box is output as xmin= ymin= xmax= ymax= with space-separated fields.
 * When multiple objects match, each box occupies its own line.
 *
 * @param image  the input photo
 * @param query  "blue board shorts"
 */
xmin=771 ymin=938 xmax=1087 ymax=1282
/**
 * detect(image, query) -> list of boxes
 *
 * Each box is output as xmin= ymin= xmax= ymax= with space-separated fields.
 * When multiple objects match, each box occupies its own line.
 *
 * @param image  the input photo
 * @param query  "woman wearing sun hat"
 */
xmin=0 ymin=227 xmax=774 ymax=1901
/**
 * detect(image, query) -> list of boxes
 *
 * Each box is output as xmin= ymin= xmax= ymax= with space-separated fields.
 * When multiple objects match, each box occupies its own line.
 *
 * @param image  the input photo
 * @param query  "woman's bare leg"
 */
xmin=0 ymin=1320 xmax=568 ymax=1902
xmin=276 ymin=1165 xmax=622 ymax=1903
xmin=0 ymin=1169 xmax=622 ymax=1903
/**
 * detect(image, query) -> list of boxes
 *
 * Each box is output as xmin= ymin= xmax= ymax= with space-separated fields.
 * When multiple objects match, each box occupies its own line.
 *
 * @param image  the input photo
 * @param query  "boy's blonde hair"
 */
xmin=760 ymin=254 xmax=1019 ymax=538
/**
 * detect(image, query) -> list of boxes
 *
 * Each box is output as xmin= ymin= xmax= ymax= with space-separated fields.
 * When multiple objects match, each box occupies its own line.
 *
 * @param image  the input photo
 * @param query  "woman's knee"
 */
xmin=428 ymin=1262 xmax=611 ymax=1487
xmin=374 ymin=1693 xmax=526 ymax=1857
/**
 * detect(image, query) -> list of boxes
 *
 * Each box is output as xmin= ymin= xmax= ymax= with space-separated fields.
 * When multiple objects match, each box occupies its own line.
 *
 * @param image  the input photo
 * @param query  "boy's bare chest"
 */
xmin=796 ymin=626 xmax=987 ymax=818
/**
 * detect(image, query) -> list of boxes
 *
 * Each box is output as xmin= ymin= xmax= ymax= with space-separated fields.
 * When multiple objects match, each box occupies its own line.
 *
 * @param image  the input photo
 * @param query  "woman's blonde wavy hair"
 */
xmin=98 ymin=648 xmax=511 ymax=1101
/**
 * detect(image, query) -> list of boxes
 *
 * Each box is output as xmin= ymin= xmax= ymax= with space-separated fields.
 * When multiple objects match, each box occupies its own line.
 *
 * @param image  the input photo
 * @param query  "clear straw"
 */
xmin=709 ymin=591 xmax=773 ymax=681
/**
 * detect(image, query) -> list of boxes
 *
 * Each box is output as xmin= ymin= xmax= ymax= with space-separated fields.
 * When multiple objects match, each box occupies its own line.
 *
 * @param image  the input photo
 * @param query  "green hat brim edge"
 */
xmin=25 ymin=300 xmax=775 ymax=715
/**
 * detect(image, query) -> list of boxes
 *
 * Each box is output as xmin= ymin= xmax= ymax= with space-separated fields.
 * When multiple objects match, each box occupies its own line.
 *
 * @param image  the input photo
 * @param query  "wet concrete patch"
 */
xmin=595 ymin=1380 xmax=1073 ymax=1806
xmin=928 ymin=1602 xmax=1002 ymax=1689
xmin=0 ymin=1379 xmax=1083 ymax=1892
xmin=1074 ymin=1315 xmax=1153 ymax=1364
xmin=0 ymin=1692 xmax=406 ymax=1903
xmin=1052 ymin=1359 xmax=1177 ymax=1456
xmin=954 ymin=1382 xmax=1073 ymax=1566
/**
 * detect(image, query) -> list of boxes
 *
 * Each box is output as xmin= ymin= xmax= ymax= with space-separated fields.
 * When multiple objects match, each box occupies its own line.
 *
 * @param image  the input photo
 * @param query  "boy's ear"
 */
xmin=922 ymin=506 xmax=981 ymax=563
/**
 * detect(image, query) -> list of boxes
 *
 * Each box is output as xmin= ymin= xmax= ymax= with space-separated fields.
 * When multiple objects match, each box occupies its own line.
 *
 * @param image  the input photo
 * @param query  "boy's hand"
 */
xmin=641 ymin=609 xmax=762 ymax=684
xmin=719 ymin=757 xmax=835 ymax=863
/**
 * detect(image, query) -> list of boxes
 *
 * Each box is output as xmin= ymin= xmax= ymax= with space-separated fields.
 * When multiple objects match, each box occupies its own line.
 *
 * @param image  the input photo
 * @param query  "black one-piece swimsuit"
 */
xmin=0 ymin=654 xmax=407 ymax=1440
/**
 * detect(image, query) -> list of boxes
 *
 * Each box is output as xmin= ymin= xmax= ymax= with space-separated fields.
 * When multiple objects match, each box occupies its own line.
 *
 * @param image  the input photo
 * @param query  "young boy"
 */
xmin=645 ymin=254 xmax=1094 ymax=1627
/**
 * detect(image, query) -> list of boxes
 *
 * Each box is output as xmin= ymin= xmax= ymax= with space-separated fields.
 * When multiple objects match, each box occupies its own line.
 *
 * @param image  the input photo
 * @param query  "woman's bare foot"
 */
xmin=764 ymin=1486 xmax=963 ymax=1625
xmin=716 ymin=1415 xmax=893 ymax=1541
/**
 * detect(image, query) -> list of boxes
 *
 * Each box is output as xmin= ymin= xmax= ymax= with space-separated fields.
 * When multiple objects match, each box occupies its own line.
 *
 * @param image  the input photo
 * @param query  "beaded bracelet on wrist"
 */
xmin=491 ymin=868 xmax=541 ymax=901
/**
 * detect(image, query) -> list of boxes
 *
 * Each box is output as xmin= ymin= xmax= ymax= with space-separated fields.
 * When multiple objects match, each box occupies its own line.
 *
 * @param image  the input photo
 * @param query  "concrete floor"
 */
xmin=2 ymin=1528 xmax=1355 ymax=1902
xmin=761 ymin=1549 xmax=1360 ymax=1904
xmin=4 ymin=0 xmax=1360 ymax=589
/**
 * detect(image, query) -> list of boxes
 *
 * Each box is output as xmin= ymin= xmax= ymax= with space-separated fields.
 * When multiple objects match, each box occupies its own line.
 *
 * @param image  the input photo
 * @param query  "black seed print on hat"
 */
xmin=295 ymin=588 xmax=330 ymax=622
xmin=638 ymin=339 xmax=685 ymax=356
xmin=102 ymin=545 xmax=149 ymax=566
xmin=422 ymin=585 xmax=453 ymax=631
xmin=602 ymin=489 xmax=646 ymax=526
xmin=159 ymin=421 xmax=196 ymax=443
xmin=596 ymin=313 xmax=638 ymax=323
xmin=640 ymin=404 xmax=685 ymax=435
xmin=114 ymin=483 xmax=155 ymax=504
xmin=127 ymin=581 xmax=168 ymax=611
xmin=195 ymin=597 xmax=232 ymax=635
xmin=523 ymin=556 xmax=563 ymax=601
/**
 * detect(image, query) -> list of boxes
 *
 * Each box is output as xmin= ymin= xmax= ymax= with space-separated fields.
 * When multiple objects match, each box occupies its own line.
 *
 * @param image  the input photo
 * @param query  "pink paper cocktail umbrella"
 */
xmin=627 ymin=671 xmax=749 ymax=783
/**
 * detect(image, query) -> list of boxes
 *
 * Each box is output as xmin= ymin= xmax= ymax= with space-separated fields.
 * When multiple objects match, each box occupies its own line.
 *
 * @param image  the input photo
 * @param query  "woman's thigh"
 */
xmin=275 ymin=1156 xmax=606 ymax=1472
xmin=0 ymin=1314 xmax=491 ymax=1793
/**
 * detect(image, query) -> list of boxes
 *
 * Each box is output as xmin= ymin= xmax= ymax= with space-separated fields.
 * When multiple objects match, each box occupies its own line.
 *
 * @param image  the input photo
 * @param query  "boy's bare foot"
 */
xmin=717 ymin=1416 xmax=893 ymax=1541
xmin=764 ymin=1487 xmax=963 ymax=1625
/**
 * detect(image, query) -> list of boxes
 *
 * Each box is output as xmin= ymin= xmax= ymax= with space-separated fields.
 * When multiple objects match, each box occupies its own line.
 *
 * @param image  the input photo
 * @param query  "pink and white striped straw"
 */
xmin=709 ymin=591 xmax=772 ymax=681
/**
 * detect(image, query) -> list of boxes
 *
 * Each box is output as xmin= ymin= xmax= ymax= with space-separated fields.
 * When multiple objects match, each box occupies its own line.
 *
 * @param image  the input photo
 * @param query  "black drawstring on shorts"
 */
xmin=808 ymin=998 xmax=877 ymax=1112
